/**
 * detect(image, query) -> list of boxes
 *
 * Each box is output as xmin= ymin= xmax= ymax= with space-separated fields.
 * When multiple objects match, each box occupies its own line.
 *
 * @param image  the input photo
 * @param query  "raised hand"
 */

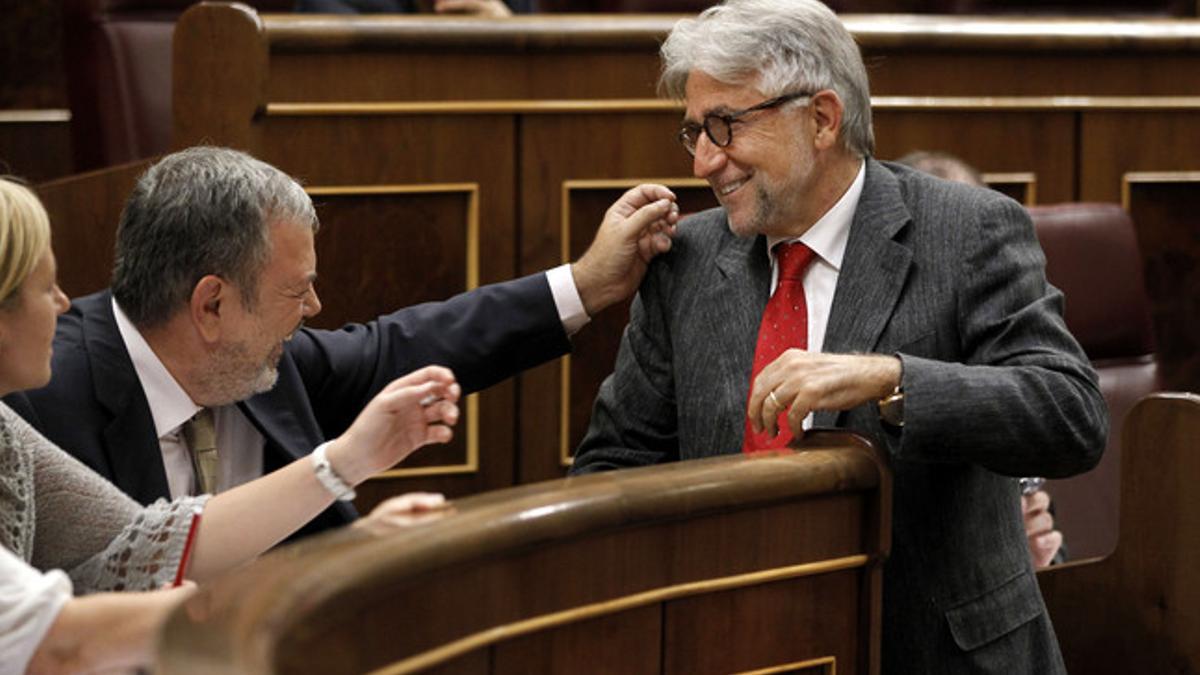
xmin=572 ymin=184 xmax=680 ymax=317
xmin=326 ymin=366 xmax=461 ymax=487
xmin=1023 ymin=489 xmax=1063 ymax=568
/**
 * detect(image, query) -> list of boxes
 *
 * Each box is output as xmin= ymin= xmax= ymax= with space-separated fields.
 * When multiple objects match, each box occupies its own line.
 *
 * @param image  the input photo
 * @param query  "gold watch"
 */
xmin=878 ymin=386 xmax=904 ymax=428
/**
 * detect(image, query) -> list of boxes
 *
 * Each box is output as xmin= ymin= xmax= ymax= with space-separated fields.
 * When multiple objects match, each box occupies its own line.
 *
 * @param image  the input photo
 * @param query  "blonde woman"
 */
xmin=0 ymin=178 xmax=458 ymax=673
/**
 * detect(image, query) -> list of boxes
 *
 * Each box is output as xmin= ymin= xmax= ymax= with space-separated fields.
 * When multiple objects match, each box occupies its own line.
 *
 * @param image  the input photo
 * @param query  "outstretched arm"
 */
xmin=29 ymin=585 xmax=194 ymax=674
xmin=185 ymin=366 xmax=460 ymax=581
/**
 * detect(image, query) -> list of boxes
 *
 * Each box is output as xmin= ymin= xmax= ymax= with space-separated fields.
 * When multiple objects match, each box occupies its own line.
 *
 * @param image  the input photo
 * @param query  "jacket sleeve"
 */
xmin=288 ymin=272 xmax=571 ymax=436
xmin=571 ymin=260 xmax=680 ymax=474
xmin=896 ymin=197 xmax=1108 ymax=478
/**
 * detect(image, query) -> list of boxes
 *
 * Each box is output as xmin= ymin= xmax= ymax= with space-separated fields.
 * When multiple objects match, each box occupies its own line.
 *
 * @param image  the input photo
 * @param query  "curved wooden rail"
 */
xmin=1039 ymin=393 xmax=1200 ymax=673
xmin=158 ymin=431 xmax=890 ymax=674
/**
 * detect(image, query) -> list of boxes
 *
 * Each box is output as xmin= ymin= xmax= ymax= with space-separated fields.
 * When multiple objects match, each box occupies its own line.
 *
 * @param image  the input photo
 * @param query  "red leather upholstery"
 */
xmin=1031 ymin=203 xmax=1160 ymax=561
xmin=61 ymin=0 xmax=292 ymax=172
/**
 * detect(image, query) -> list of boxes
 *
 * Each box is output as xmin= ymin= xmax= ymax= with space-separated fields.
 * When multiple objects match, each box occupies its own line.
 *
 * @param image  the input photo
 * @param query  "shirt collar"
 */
xmin=766 ymin=158 xmax=865 ymax=270
xmin=111 ymin=298 xmax=202 ymax=438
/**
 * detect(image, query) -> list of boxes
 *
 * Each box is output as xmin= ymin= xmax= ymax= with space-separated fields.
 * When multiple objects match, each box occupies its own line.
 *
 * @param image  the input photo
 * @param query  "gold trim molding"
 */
xmin=305 ymin=183 xmax=481 ymax=479
xmin=0 ymin=109 xmax=71 ymax=123
xmin=734 ymin=655 xmax=837 ymax=675
xmin=267 ymin=96 xmax=1200 ymax=118
xmin=368 ymin=554 xmax=869 ymax=675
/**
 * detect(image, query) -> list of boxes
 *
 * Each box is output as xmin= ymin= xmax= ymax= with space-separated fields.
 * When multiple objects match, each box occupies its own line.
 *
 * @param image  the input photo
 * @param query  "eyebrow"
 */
xmin=682 ymin=104 xmax=737 ymax=125
xmin=283 ymin=273 xmax=318 ymax=294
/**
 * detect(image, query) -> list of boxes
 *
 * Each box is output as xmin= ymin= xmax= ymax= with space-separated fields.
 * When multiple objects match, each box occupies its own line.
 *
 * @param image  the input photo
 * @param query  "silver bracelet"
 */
xmin=311 ymin=441 xmax=356 ymax=501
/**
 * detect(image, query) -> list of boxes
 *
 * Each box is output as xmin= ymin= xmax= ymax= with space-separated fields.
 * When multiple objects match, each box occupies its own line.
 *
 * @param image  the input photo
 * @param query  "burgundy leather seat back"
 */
xmin=62 ymin=0 xmax=293 ymax=172
xmin=1031 ymin=203 xmax=1160 ymax=561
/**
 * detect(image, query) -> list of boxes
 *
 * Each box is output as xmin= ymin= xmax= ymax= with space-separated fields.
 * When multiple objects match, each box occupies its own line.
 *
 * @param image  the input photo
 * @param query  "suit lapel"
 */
xmin=241 ymin=360 xmax=357 ymax=522
xmin=705 ymin=228 xmax=771 ymax=451
xmin=815 ymin=160 xmax=913 ymax=427
xmin=82 ymin=293 xmax=172 ymax=504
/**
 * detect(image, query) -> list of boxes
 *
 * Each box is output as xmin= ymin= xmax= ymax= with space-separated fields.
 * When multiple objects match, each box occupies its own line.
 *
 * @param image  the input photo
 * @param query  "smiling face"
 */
xmin=685 ymin=71 xmax=819 ymax=238
xmin=683 ymin=70 xmax=860 ymax=240
xmin=197 ymin=219 xmax=322 ymax=405
xmin=0 ymin=249 xmax=70 ymax=395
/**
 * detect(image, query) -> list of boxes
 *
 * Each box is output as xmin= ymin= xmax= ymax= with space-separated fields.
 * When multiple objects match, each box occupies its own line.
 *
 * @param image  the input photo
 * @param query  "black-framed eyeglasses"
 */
xmin=678 ymin=91 xmax=814 ymax=157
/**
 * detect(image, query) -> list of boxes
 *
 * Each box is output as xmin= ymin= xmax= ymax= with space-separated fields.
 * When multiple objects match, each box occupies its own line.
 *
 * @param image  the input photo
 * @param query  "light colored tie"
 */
xmin=182 ymin=408 xmax=219 ymax=494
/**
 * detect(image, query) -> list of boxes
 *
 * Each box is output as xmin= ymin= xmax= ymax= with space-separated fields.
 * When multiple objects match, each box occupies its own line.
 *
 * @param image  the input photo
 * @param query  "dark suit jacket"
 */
xmin=11 ymin=273 xmax=568 ymax=538
xmin=573 ymin=160 xmax=1108 ymax=673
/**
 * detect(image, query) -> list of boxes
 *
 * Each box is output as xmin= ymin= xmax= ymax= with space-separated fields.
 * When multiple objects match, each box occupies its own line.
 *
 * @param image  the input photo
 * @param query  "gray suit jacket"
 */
xmin=573 ymin=159 xmax=1108 ymax=673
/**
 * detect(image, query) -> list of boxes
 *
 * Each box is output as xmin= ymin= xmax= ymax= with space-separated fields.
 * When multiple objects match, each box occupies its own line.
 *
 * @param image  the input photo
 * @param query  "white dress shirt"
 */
xmin=764 ymin=160 xmax=866 ymax=428
xmin=112 ymin=268 xmax=587 ymax=498
xmin=113 ymin=300 xmax=266 ymax=498
xmin=0 ymin=545 xmax=71 ymax=675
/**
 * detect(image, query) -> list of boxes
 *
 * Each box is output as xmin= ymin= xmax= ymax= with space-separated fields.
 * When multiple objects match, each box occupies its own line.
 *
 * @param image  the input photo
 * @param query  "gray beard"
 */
xmin=192 ymin=345 xmax=280 ymax=406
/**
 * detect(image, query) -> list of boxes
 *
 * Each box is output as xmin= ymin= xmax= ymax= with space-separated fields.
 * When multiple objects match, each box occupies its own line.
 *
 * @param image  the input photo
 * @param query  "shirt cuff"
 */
xmin=546 ymin=264 xmax=590 ymax=337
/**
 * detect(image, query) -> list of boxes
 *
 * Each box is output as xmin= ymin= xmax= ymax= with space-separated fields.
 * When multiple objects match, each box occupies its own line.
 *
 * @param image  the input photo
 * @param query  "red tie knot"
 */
xmin=775 ymin=242 xmax=816 ymax=281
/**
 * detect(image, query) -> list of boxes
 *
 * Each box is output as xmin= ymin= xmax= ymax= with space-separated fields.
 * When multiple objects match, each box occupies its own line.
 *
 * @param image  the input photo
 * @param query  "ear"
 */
xmin=809 ymin=89 xmax=845 ymax=151
xmin=189 ymin=275 xmax=229 ymax=344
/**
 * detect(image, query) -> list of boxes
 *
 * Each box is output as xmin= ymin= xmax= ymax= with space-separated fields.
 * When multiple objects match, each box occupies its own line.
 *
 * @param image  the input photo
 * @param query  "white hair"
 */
xmin=659 ymin=0 xmax=874 ymax=157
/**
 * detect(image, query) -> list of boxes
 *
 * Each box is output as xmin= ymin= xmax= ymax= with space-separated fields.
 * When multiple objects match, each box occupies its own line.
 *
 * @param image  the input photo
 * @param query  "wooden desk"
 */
xmin=1039 ymin=392 xmax=1200 ymax=672
xmin=158 ymin=431 xmax=890 ymax=675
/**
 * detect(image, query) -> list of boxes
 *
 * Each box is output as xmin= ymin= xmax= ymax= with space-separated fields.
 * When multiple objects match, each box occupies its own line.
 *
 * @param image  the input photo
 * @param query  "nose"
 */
xmin=53 ymin=285 xmax=69 ymax=315
xmin=691 ymin=133 xmax=727 ymax=180
xmin=304 ymin=286 xmax=322 ymax=318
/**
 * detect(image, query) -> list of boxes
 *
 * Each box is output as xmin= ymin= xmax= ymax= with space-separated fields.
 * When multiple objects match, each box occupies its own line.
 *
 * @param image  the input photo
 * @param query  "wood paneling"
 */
xmin=873 ymin=109 xmax=1074 ymax=202
xmin=0 ymin=111 xmax=73 ymax=183
xmin=492 ymin=606 xmax=661 ymax=675
xmin=1123 ymin=173 xmax=1200 ymax=393
xmin=665 ymin=573 xmax=857 ymax=674
xmin=37 ymin=159 xmax=153 ymax=298
xmin=1081 ymin=110 xmax=1200 ymax=201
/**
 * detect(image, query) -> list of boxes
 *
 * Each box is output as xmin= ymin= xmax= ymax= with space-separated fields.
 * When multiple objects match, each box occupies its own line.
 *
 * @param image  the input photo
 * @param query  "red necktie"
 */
xmin=743 ymin=242 xmax=816 ymax=453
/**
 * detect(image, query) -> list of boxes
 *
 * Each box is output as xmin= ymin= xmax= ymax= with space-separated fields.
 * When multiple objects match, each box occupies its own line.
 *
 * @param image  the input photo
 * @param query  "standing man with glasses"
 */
xmin=571 ymin=0 xmax=1107 ymax=671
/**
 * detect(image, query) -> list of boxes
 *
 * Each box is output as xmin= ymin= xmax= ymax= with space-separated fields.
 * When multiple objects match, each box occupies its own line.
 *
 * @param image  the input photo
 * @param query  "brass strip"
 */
xmin=557 ymin=178 xmax=711 ymax=467
xmin=267 ymin=96 xmax=1200 ymax=118
xmin=304 ymin=183 xmax=481 ymax=479
xmin=368 ymin=554 xmax=870 ymax=675
xmin=563 ymin=177 xmax=710 ymax=190
xmin=0 ymin=109 xmax=71 ymax=123
xmin=873 ymin=95 xmax=1200 ymax=110
xmin=306 ymin=182 xmax=479 ymax=195
xmin=734 ymin=655 xmax=837 ymax=675
xmin=268 ymin=99 xmax=680 ymax=116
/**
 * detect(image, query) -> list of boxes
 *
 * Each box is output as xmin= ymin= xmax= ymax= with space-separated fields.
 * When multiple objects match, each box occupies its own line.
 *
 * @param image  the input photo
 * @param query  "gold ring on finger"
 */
xmin=768 ymin=390 xmax=782 ymax=409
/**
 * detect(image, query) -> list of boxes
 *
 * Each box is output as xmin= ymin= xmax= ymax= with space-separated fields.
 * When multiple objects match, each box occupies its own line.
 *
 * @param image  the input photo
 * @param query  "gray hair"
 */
xmin=659 ymin=0 xmax=874 ymax=157
xmin=895 ymin=150 xmax=985 ymax=188
xmin=112 ymin=146 xmax=317 ymax=329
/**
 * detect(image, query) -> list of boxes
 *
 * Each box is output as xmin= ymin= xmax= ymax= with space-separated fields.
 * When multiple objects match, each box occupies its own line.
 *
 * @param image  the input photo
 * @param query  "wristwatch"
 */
xmin=878 ymin=385 xmax=905 ymax=428
xmin=311 ymin=441 xmax=357 ymax=501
